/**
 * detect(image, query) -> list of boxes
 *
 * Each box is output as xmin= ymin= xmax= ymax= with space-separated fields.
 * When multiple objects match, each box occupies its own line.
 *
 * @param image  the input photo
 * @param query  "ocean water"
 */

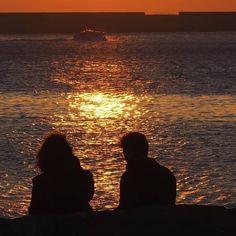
xmin=0 ymin=33 xmax=236 ymax=218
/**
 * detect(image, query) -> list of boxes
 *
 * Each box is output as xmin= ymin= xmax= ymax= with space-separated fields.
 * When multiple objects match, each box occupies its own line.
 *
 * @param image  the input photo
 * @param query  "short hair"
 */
xmin=120 ymin=132 xmax=149 ymax=158
xmin=36 ymin=133 xmax=77 ymax=174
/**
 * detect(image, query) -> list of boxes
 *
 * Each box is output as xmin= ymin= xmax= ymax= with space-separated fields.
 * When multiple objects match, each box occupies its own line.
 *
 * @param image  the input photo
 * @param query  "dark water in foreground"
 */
xmin=0 ymin=33 xmax=236 ymax=218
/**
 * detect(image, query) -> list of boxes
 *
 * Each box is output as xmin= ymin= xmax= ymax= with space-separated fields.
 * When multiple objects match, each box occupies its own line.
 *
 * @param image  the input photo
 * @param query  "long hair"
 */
xmin=36 ymin=133 xmax=80 ymax=174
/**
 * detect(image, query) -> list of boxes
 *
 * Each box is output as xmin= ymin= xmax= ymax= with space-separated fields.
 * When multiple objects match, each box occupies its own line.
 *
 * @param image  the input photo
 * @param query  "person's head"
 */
xmin=120 ymin=132 xmax=149 ymax=162
xmin=36 ymin=133 xmax=78 ymax=174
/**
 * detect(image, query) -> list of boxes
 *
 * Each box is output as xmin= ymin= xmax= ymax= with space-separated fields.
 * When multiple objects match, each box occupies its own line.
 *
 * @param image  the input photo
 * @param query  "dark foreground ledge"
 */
xmin=0 ymin=205 xmax=235 ymax=236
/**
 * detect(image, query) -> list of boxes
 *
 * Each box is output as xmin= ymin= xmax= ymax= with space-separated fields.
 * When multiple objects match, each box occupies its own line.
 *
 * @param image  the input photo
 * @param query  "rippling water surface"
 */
xmin=0 ymin=33 xmax=236 ymax=218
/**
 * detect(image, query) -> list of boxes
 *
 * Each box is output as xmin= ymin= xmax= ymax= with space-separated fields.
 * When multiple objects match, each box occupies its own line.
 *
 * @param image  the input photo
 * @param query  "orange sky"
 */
xmin=1 ymin=0 xmax=236 ymax=13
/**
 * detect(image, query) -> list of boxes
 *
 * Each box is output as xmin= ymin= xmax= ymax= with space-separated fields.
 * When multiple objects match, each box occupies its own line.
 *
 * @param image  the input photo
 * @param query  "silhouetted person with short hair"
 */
xmin=118 ymin=132 xmax=176 ymax=209
xmin=28 ymin=133 xmax=94 ymax=215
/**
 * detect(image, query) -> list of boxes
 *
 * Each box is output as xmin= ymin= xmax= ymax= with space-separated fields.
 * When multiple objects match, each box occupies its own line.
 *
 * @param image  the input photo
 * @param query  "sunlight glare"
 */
xmin=68 ymin=92 xmax=140 ymax=119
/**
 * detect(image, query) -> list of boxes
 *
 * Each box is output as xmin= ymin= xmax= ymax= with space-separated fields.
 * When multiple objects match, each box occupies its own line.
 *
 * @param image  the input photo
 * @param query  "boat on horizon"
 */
xmin=73 ymin=29 xmax=107 ymax=41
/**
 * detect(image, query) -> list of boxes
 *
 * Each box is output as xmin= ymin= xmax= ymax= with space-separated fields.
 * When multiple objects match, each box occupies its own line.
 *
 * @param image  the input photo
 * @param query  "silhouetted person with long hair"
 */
xmin=28 ymin=133 xmax=94 ymax=215
xmin=118 ymin=132 xmax=176 ymax=209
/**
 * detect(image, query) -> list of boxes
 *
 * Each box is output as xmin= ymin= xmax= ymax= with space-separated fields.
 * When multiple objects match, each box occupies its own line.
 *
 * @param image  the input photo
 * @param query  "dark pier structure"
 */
xmin=0 ymin=12 xmax=236 ymax=33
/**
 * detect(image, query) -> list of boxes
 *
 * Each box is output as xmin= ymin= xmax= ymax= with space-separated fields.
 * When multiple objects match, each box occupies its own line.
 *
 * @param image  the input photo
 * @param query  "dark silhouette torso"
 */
xmin=119 ymin=158 xmax=176 ymax=209
xmin=28 ymin=168 xmax=94 ymax=215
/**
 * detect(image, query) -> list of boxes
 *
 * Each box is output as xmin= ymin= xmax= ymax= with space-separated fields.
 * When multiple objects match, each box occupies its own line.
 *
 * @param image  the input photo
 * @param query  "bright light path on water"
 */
xmin=68 ymin=92 xmax=143 ymax=119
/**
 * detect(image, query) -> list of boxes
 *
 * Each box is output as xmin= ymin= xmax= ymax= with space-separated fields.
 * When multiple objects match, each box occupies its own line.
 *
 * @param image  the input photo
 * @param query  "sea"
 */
xmin=0 ymin=32 xmax=236 ymax=218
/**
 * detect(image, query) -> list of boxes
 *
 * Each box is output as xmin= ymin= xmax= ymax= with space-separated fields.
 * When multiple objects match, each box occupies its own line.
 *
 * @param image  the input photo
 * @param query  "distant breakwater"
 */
xmin=1 ymin=12 xmax=236 ymax=34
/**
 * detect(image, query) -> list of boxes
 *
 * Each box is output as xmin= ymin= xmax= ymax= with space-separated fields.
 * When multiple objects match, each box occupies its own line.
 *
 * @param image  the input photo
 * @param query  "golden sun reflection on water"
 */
xmin=68 ymin=92 xmax=142 ymax=120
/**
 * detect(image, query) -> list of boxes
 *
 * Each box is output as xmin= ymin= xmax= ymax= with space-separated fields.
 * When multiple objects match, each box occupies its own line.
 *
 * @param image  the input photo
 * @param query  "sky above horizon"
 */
xmin=0 ymin=0 xmax=236 ymax=14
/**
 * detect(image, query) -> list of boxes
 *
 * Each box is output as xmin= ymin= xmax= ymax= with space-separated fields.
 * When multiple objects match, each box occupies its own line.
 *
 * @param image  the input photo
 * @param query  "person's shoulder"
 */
xmin=32 ymin=173 xmax=46 ymax=184
xmin=156 ymin=163 xmax=175 ymax=178
xmin=120 ymin=171 xmax=128 ymax=182
xmin=81 ymin=169 xmax=93 ymax=175
xmin=157 ymin=163 xmax=171 ymax=172
xmin=80 ymin=169 xmax=94 ymax=180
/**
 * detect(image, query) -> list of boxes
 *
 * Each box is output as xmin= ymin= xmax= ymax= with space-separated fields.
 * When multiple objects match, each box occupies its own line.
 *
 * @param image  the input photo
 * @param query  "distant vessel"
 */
xmin=73 ymin=29 xmax=107 ymax=41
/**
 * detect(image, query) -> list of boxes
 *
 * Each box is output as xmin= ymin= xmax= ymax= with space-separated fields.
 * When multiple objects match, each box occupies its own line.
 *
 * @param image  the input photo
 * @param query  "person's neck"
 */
xmin=127 ymin=156 xmax=148 ymax=164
